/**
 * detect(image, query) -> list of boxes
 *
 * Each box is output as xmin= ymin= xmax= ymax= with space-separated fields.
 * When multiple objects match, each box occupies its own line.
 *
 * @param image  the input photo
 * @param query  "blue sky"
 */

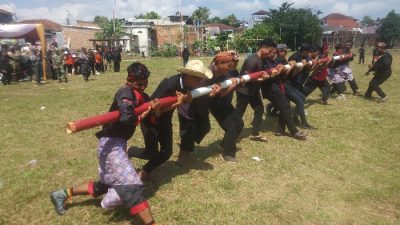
xmin=1 ymin=0 xmax=399 ymax=24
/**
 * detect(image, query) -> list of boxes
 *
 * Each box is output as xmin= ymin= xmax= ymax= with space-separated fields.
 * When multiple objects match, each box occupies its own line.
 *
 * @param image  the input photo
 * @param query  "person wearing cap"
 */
xmin=50 ymin=62 xmax=158 ymax=225
xmin=177 ymin=51 xmax=244 ymax=163
xmin=127 ymin=60 xmax=210 ymax=180
xmin=364 ymin=41 xmax=392 ymax=102
xmin=235 ymin=39 xmax=278 ymax=142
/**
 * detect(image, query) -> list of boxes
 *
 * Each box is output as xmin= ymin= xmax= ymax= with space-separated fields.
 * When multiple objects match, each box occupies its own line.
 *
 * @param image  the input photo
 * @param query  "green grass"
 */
xmin=0 ymin=50 xmax=399 ymax=225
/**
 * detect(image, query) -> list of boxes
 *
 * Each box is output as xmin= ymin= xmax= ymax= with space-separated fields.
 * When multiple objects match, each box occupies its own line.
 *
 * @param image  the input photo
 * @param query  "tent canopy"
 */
xmin=0 ymin=24 xmax=47 ymax=80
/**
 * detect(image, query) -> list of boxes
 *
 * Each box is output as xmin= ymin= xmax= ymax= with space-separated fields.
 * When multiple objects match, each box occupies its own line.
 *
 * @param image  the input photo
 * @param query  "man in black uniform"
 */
xmin=178 ymin=51 xmax=244 ymax=163
xmin=365 ymin=41 xmax=392 ymax=102
xmin=235 ymin=39 xmax=277 ymax=142
xmin=261 ymin=43 xmax=308 ymax=140
xmin=128 ymin=60 xmax=211 ymax=180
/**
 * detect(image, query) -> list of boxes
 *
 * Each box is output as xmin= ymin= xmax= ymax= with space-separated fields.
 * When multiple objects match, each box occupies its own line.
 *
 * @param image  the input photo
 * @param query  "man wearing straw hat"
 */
xmin=177 ymin=51 xmax=245 ymax=163
xmin=128 ymin=59 xmax=212 ymax=180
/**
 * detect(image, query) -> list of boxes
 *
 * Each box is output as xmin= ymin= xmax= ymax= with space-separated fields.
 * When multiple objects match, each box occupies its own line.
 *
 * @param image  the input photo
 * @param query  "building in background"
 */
xmin=121 ymin=14 xmax=200 ymax=56
xmin=62 ymin=20 xmax=100 ymax=49
xmin=18 ymin=19 xmax=62 ymax=46
xmin=0 ymin=8 xmax=14 ymax=24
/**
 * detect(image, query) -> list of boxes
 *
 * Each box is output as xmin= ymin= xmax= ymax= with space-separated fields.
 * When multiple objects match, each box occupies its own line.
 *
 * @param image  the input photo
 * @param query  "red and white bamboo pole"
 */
xmin=282 ymin=53 xmax=352 ymax=70
xmin=66 ymin=54 xmax=353 ymax=134
xmin=66 ymin=70 xmax=267 ymax=134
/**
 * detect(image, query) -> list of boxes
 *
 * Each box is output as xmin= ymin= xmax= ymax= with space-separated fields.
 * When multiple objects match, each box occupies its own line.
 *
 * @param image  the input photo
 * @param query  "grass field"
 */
xmin=0 ymin=49 xmax=399 ymax=225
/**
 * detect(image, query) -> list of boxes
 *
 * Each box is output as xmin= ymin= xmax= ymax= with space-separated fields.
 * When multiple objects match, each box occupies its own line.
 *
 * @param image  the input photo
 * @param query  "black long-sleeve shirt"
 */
xmin=369 ymin=52 xmax=392 ymax=77
xmin=96 ymin=85 xmax=147 ymax=140
xmin=236 ymin=53 xmax=264 ymax=96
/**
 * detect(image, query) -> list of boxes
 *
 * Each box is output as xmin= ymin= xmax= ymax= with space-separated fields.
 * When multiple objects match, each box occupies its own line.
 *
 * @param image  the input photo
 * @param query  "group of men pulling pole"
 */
xmin=50 ymin=38 xmax=392 ymax=224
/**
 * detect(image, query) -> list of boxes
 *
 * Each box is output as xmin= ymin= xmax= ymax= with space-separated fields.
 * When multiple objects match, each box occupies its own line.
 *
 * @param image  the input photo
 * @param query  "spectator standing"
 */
xmin=182 ymin=47 xmax=190 ymax=67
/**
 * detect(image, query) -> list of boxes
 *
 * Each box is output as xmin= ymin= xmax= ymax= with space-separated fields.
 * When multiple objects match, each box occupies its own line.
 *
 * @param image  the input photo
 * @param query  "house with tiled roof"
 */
xmin=320 ymin=13 xmax=359 ymax=31
xmin=320 ymin=13 xmax=378 ymax=48
xmin=248 ymin=10 xmax=268 ymax=28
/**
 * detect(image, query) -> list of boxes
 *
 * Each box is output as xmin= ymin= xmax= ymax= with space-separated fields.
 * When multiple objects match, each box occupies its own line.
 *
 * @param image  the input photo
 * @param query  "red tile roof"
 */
xmin=252 ymin=10 xmax=268 ymax=15
xmin=321 ymin=13 xmax=358 ymax=28
xmin=18 ymin=19 xmax=62 ymax=32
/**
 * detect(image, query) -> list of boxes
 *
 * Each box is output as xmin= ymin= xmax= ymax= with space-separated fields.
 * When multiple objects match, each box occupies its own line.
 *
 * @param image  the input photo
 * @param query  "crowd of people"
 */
xmin=0 ymin=43 xmax=123 ymax=85
xmin=29 ymin=37 xmax=390 ymax=224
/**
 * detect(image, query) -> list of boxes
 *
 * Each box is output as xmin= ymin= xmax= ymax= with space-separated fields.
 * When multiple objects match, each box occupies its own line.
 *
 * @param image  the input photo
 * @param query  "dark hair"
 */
xmin=127 ymin=62 xmax=150 ymax=81
xmin=310 ymin=45 xmax=321 ymax=53
xmin=335 ymin=43 xmax=343 ymax=50
xmin=299 ymin=43 xmax=311 ymax=52
xmin=257 ymin=38 xmax=277 ymax=49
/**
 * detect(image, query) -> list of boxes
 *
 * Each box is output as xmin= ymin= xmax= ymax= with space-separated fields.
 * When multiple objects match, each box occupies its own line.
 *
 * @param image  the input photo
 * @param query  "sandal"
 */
xmin=249 ymin=135 xmax=267 ymax=142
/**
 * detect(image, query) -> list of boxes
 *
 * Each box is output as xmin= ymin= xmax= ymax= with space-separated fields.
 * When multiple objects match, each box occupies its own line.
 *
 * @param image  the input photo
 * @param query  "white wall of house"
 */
xmin=124 ymin=27 xmax=150 ymax=56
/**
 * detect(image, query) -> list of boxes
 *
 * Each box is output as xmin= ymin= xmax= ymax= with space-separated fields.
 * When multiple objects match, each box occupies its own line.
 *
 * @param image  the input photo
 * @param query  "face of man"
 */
xmin=309 ymin=51 xmax=319 ymax=59
xmin=215 ymin=60 xmax=237 ymax=75
xmin=183 ymin=75 xmax=203 ymax=89
xmin=131 ymin=78 xmax=148 ymax=93
xmin=376 ymin=43 xmax=386 ymax=54
xmin=277 ymin=49 xmax=287 ymax=58
xmin=260 ymin=45 xmax=276 ymax=59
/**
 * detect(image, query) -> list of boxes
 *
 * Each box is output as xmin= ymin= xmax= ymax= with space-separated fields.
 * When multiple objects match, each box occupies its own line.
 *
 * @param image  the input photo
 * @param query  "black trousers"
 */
xmin=348 ymin=79 xmax=359 ymax=92
xmin=359 ymin=55 xmax=365 ymax=64
xmin=235 ymin=91 xmax=264 ymax=136
xmin=80 ymin=63 xmax=90 ymax=81
xmin=284 ymin=83 xmax=307 ymax=123
xmin=132 ymin=113 xmax=173 ymax=174
xmin=179 ymin=113 xmax=210 ymax=152
xmin=114 ymin=61 xmax=121 ymax=72
xmin=365 ymin=74 xmax=391 ymax=98
xmin=331 ymin=82 xmax=347 ymax=94
xmin=303 ymin=78 xmax=331 ymax=102
xmin=267 ymin=84 xmax=298 ymax=135
xmin=210 ymin=102 xmax=243 ymax=157
xmin=1 ymin=71 xmax=11 ymax=85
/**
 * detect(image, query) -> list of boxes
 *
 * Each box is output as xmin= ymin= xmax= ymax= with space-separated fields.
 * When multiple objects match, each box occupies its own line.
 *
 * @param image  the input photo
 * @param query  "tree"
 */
xmin=135 ymin=11 xmax=161 ymax=19
xmin=361 ymin=16 xmax=375 ymax=26
xmin=94 ymin=16 xmax=125 ymax=39
xmin=377 ymin=10 xmax=400 ymax=48
xmin=208 ymin=16 xmax=222 ymax=24
xmin=222 ymin=14 xmax=239 ymax=27
xmin=233 ymin=23 xmax=279 ymax=53
xmin=192 ymin=6 xmax=211 ymax=23
xmin=264 ymin=2 xmax=322 ymax=50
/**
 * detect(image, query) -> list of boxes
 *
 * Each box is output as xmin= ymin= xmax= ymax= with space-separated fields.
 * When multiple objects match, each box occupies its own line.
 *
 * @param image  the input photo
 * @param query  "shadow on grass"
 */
xmin=238 ymin=113 xmax=279 ymax=140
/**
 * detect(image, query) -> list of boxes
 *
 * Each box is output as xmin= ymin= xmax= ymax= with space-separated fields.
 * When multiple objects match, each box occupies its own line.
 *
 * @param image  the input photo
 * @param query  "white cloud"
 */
xmin=6 ymin=0 xmax=400 ymax=24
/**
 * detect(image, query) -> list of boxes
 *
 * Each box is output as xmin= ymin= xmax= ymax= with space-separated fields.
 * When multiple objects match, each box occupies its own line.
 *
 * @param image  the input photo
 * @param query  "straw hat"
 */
xmin=177 ymin=60 xmax=213 ymax=79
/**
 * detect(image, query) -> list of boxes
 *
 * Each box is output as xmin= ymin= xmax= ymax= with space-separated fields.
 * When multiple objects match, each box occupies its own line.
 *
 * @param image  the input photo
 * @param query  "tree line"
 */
xmin=93 ymin=2 xmax=400 ymax=53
